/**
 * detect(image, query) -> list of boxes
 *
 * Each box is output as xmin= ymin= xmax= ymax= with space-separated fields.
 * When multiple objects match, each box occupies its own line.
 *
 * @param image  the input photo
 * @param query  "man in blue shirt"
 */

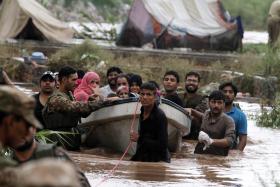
xmin=219 ymin=82 xmax=247 ymax=151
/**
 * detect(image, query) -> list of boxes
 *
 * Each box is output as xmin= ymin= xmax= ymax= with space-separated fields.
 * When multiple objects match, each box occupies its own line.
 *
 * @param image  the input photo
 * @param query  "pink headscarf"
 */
xmin=74 ymin=72 xmax=100 ymax=101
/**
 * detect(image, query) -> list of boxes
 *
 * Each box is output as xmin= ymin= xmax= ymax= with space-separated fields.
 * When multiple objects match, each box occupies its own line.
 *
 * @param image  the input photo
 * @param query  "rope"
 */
xmin=95 ymin=99 xmax=140 ymax=187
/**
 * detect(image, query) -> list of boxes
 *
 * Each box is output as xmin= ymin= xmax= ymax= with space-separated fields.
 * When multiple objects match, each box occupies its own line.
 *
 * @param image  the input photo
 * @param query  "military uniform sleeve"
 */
xmin=195 ymin=97 xmax=209 ymax=113
xmin=0 ymin=157 xmax=17 ymax=169
xmin=53 ymin=147 xmax=91 ymax=187
xmin=0 ymin=147 xmax=17 ymax=169
xmin=48 ymin=95 xmax=103 ymax=114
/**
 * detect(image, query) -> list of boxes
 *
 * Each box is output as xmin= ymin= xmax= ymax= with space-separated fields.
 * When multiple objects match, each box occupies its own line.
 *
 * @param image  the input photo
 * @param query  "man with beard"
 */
xmin=43 ymin=66 xmax=111 ymax=150
xmin=0 ymin=86 xmax=90 ymax=187
xmin=12 ymin=133 xmax=91 ymax=187
xmin=100 ymin=66 xmax=123 ymax=97
xmin=33 ymin=71 xmax=56 ymax=128
xmin=182 ymin=71 xmax=208 ymax=139
xmin=219 ymin=82 xmax=247 ymax=151
xmin=0 ymin=86 xmax=42 ymax=168
xmin=162 ymin=70 xmax=183 ymax=107
xmin=0 ymin=86 xmax=43 ymax=186
xmin=194 ymin=90 xmax=235 ymax=156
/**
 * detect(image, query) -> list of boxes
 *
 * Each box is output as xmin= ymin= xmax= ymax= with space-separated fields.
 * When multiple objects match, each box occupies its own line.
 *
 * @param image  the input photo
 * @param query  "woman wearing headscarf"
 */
xmin=74 ymin=71 xmax=100 ymax=102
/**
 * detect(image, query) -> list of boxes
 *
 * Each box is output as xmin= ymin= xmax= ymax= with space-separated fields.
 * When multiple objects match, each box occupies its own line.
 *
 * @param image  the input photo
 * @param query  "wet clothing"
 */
xmin=43 ymin=90 xmax=104 ymax=150
xmin=0 ymin=145 xmax=17 ymax=187
xmin=13 ymin=143 xmax=90 ymax=187
xmin=182 ymin=93 xmax=208 ymax=112
xmin=0 ymin=146 xmax=17 ymax=169
xmin=182 ymin=93 xmax=209 ymax=139
xmin=0 ymin=156 xmax=16 ymax=169
xmin=164 ymin=92 xmax=183 ymax=107
xmin=226 ymin=106 xmax=247 ymax=148
xmin=268 ymin=0 xmax=280 ymax=47
xmin=194 ymin=111 xmax=235 ymax=156
xmin=33 ymin=93 xmax=46 ymax=128
xmin=131 ymin=105 xmax=170 ymax=163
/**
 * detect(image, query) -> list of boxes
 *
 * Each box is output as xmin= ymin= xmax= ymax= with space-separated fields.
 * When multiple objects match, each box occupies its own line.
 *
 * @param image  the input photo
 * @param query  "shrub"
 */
xmin=257 ymin=97 xmax=280 ymax=128
xmin=48 ymin=40 xmax=113 ymax=71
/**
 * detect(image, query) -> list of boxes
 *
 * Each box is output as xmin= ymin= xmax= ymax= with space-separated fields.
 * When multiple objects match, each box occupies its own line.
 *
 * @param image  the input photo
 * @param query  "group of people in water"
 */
xmin=0 ymin=65 xmax=247 ymax=186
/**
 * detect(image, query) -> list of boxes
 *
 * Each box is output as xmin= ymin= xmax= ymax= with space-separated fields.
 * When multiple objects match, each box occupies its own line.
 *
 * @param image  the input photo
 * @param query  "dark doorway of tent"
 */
xmin=15 ymin=19 xmax=46 ymax=41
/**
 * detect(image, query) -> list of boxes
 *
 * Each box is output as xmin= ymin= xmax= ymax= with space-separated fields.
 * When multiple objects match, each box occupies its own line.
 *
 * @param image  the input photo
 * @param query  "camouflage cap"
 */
xmin=0 ymin=86 xmax=42 ymax=129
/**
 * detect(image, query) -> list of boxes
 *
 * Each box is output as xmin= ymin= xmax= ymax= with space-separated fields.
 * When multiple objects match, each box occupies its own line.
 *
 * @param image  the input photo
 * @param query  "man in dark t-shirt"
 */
xmin=182 ymin=71 xmax=209 ymax=139
xmin=162 ymin=70 xmax=183 ymax=107
xmin=130 ymin=82 xmax=170 ymax=163
xmin=33 ymin=71 xmax=56 ymax=128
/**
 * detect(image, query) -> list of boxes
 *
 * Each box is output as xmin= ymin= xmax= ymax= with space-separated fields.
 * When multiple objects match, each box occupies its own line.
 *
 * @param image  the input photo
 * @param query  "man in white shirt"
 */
xmin=100 ymin=67 xmax=123 ymax=97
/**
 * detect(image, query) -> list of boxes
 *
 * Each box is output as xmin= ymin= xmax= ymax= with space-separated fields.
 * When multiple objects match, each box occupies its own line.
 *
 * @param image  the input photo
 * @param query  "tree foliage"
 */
xmin=222 ymin=0 xmax=274 ymax=30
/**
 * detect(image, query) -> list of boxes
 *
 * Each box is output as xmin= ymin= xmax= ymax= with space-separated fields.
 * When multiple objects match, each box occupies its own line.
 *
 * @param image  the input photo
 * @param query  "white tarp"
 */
xmin=0 ymin=0 xmax=74 ymax=43
xmin=142 ymin=0 xmax=227 ymax=37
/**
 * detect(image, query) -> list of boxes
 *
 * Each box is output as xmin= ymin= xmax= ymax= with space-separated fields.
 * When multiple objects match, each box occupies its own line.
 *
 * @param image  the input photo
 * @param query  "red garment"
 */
xmin=74 ymin=72 xmax=100 ymax=102
xmin=76 ymin=79 xmax=82 ymax=87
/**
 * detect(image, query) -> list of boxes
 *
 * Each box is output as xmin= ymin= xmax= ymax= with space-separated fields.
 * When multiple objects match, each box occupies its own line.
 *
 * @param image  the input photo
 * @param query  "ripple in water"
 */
xmin=18 ymin=84 xmax=280 ymax=187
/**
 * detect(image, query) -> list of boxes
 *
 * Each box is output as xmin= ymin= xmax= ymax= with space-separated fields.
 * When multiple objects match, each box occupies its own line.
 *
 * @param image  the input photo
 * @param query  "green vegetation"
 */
xmin=240 ymin=43 xmax=280 ymax=78
xmin=222 ymin=0 xmax=273 ymax=30
xmin=49 ymin=40 xmax=113 ymax=71
xmin=36 ymin=130 xmax=76 ymax=146
xmin=242 ymin=43 xmax=267 ymax=54
xmin=2 ymin=40 xmax=280 ymax=128
xmin=257 ymin=96 xmax=280 ymax=129
xmin=250 ymin=44 xmax=280 ymax=128
xmin=48 ymin=41 xmax=280 ymax=129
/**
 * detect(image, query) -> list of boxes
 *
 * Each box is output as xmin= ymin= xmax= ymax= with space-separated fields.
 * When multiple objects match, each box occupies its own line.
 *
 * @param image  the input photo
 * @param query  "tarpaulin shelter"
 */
xmin=117 ymin=0 xmax=243 ymax=51
xmin=0 ymin=0 xmax=74 ymax=43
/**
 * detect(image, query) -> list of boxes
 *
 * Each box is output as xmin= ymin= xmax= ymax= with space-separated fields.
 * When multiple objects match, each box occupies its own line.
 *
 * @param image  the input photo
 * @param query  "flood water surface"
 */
xmin=70 ymin=102 xmax=280 ymax=187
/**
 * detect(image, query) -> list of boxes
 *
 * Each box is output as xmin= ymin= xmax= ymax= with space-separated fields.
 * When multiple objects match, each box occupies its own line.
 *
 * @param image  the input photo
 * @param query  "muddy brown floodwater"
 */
xmin=18 ymin=86 xmax=279 ymax=187
xmin=69 ymin=102 xmax=280 ymax=187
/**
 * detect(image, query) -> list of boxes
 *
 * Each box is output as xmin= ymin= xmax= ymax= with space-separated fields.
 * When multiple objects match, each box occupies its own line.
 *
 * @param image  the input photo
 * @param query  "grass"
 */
xmin=35 ymin=130 xmax=77 ymax=147
xmin=0 ymin=41 xmax=277 ymax=87
xmin=257 ymin=96 xmax=280 ymax=129
xmin=1 ymin=40 xmax=280 ymax=128
xmin=48 ymin=40 xmax=113 ymax=71
xmin=242 ymin=43 xmax=268 ymax=54
xmin=49 ymin=41 xmax=280 ymax=129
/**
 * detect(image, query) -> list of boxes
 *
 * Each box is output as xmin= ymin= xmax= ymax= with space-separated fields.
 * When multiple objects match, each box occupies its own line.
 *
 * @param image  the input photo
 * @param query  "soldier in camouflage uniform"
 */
xmin=16 ymin=158 xmax=81 ymax=187
xmin=12 ymin=138 xmax=91 ymax=187
xmin=43 ymin=66 xmax=111 ymax=150
xmin=0 ymin=86 xmax=42 ymax=185
xmin=0 ymin=86 xmax=42 ymax=167
xmin=0 ymin=86 xmax=90 ymax=187
xmin=181 ymin=71 xmax=209 ymax=140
